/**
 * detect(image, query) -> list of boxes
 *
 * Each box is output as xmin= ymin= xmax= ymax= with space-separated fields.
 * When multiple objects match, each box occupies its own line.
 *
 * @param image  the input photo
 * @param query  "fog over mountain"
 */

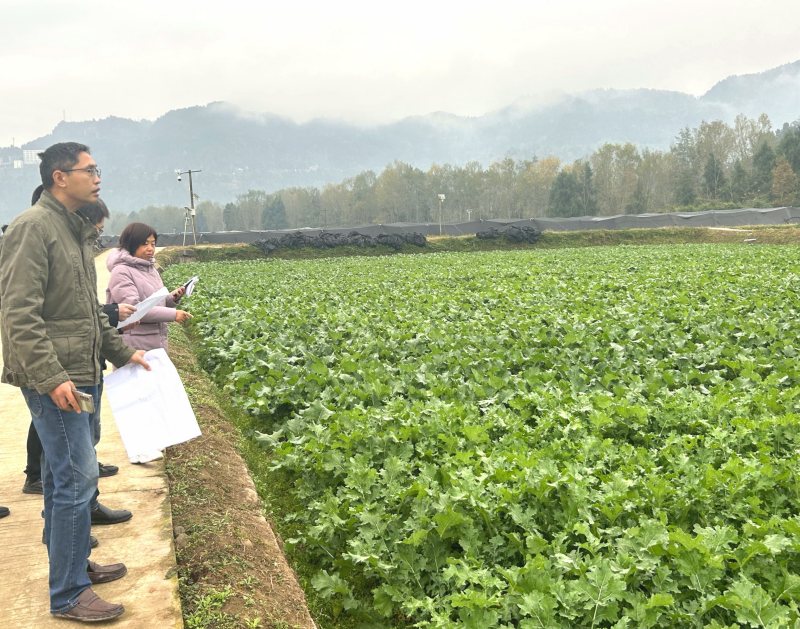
xmin=1 ymin=59 xmax=798 ymax=222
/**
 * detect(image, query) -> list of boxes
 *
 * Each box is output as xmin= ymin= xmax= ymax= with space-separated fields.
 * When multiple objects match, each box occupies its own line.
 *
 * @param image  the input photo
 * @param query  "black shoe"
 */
xmin=0 ymin=506 xmax=9 ymax=519
xmin=91 ymin=503 xmax=132 ymax=525
xmin=98 ymin=462 xmax=119 ymax=478
xmin=22 ymin=478 xmax=43 ymax=495
xmin=87 ymin=560 xmax=127 ymax=584
xmin=42 ymin=529 xmax=98 ymax=548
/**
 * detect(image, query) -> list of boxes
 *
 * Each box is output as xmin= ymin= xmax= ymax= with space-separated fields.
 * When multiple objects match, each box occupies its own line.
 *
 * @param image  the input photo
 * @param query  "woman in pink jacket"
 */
xmin=106 ymin=222 xmax=192 ymax=351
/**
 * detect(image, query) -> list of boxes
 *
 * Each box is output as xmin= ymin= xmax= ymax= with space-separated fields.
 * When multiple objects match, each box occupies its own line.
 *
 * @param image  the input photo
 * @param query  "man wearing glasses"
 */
xmin=0 ymin=142 xmax=151 ymax=623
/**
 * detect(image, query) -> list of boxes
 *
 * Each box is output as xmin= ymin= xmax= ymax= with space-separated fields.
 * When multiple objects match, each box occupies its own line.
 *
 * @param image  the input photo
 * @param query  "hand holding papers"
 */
xmin=116 ymin=287 xmax=169 ymax=328
xmin=104 ymin=348 xmax=201 ymax=463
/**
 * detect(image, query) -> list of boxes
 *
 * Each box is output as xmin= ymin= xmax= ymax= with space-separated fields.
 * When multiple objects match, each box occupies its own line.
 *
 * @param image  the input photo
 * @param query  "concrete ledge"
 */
xmin=0 ymin=249 xmax=183 ymax=628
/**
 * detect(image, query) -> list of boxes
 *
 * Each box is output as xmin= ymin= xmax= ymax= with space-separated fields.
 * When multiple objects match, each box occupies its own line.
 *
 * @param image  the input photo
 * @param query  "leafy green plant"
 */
xmin=185 ymin=586 xmax=235 ymax=629
xmin=166 ymin=244 xmax=800 ymax=627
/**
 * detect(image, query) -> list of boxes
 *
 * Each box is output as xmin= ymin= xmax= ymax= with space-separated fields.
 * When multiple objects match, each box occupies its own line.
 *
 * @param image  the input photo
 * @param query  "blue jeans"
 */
xmin=22 ymin=385 xmax=100 ymax=613
xmin=29 ymin=378 xmax=104 ymax=510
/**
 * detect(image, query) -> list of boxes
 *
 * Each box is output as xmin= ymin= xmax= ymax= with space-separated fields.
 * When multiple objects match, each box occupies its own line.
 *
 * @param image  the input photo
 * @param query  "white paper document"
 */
xmin=104 ymin=348 xmax=201 ymax=462
xmin=182 ymin=275 xmax=199 ymax=297
xmin=117 ymin=286 xmax=169 ymax=328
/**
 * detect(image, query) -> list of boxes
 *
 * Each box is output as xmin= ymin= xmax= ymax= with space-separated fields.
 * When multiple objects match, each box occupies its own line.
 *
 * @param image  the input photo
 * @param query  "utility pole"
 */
xmin=176 ymin=169 xmax=202 ymax=245
xmin=437 ymin=193 xmax=446 ymax=235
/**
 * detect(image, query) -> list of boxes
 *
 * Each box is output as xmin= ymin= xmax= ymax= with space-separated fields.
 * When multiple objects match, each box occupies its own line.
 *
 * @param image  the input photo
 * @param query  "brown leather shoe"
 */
xmin=53 ymin=587 xmax=124 ymax=622
xmin=87 ymin=560 xmax=127 ymax=584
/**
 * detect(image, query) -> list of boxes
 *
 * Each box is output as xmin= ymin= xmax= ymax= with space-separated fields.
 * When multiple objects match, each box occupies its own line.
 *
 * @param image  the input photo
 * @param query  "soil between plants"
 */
xmin=164 ymin=328 xmax=316 ymax=629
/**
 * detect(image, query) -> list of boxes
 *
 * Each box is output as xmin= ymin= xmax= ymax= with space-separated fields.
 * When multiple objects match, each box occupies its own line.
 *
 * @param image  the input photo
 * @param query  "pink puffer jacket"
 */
xmin=106 ymin=249 xmax=180 ymax=351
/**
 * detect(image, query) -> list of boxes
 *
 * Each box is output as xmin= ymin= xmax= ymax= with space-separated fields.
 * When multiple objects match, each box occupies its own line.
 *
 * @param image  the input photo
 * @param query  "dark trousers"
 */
xmin=24 ymin=420 xmax=43 ymax=481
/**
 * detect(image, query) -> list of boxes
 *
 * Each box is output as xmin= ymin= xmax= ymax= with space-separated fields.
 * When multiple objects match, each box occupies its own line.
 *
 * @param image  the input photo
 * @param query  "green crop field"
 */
xmin=165 ymin=244 xmax=800 ymax=628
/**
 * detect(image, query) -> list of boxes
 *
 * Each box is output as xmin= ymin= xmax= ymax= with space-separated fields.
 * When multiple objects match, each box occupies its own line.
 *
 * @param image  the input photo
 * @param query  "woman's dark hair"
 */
xmin=77 ymin=199 xmax=110 ymax=225
xmin=119 ymin=222 xmax=157 ymax=255
xmin=31 ymin=184 xmax=44 ymax=205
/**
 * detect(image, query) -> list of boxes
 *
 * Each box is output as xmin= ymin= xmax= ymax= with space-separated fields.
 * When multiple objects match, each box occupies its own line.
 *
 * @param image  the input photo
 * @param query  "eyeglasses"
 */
xmin=62 ymin=166 xmax=101 ymax=178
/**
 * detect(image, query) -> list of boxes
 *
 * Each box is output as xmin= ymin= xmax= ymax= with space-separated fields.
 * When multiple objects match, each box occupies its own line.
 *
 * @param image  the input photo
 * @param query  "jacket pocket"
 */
xmin=51 ymin=336 xmax=73 ymax=369
xmin=46 ymin=318 xmax=92 ymax=372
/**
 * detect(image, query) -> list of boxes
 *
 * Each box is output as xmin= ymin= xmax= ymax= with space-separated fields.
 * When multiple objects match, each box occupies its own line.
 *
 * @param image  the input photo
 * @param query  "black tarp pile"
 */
xmin=476 ymin=224 xmax=542 ymax=244
xmin=251 ymin=230 xmax=427 ymax=254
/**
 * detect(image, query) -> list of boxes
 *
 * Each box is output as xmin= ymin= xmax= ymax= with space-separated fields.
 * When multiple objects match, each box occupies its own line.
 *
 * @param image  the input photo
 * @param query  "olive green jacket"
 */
xmin=0 ymin=190 xmax=135 ymax=393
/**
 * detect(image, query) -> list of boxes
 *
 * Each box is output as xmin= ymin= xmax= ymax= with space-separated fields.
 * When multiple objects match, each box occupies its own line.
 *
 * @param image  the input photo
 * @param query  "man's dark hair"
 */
xmin=38 ymin=142 xmax=90 ymax=188
xmin=77 ymin=199 xmax=110 ymax=225
xmin=119 ymin=222 xmax=157 ymax=255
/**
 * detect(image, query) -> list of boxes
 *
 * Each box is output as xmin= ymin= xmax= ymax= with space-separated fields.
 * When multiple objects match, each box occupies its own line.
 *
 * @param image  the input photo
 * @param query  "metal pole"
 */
xmin=177 ymin=169 xmax=202 ymax=245
xmin=188 ymin=170 xmax=197 ymax=245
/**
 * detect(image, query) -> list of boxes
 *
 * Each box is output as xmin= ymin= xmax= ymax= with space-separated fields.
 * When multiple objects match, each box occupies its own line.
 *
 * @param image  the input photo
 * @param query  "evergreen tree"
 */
xmin=777 ymin=124 xmax=800 ymax=173
xmin=673 ymin=170 xmax=696 ymax=206
xmin=751 ymin=141 xmax=776 ymax=198
xmin=222 ymin=202 xmax=239 ymax=231
xmin=548 ymin=170 xmax=581 ymax=217
xmin=729 ymin=160 xmax=749 ymax=203
xmin=576 ymin=162 xmax=598 ymax=215
xmin=262 ymin=195 xmax=288 ymax=229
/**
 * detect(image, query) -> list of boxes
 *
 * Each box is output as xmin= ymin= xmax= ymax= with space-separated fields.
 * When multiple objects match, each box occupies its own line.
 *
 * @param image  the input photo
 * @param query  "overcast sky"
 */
xmin=2 ymin=0 xmax=799 ymax=146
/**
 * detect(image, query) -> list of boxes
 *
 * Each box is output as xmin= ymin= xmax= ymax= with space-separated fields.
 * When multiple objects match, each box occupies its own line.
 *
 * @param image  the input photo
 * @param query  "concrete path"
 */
xmin=0 ymin=249 xmax=183 ymax=628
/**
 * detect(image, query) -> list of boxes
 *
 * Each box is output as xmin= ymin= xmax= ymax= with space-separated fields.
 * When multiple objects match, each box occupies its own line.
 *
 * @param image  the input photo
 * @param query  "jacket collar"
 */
xmin=38 ymin=189 xmax=98 ymax=245
xmin=112 ymin=248 xmax=155 ymax=270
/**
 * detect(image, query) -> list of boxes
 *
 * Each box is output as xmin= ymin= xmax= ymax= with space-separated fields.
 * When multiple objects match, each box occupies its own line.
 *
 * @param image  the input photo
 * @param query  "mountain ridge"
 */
xmin=1 ymin=59 xmax=798 ymax=220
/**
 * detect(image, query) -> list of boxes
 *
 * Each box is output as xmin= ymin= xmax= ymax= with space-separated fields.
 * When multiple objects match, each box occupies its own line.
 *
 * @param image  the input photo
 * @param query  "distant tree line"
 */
xmin=106 ymin=114 xmax=800 ymax=235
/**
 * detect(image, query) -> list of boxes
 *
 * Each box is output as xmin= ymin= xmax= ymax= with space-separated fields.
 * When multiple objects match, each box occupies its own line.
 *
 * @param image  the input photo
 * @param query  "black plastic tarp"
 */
xmin=104 ymin=206 xmax=800 ymax=247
